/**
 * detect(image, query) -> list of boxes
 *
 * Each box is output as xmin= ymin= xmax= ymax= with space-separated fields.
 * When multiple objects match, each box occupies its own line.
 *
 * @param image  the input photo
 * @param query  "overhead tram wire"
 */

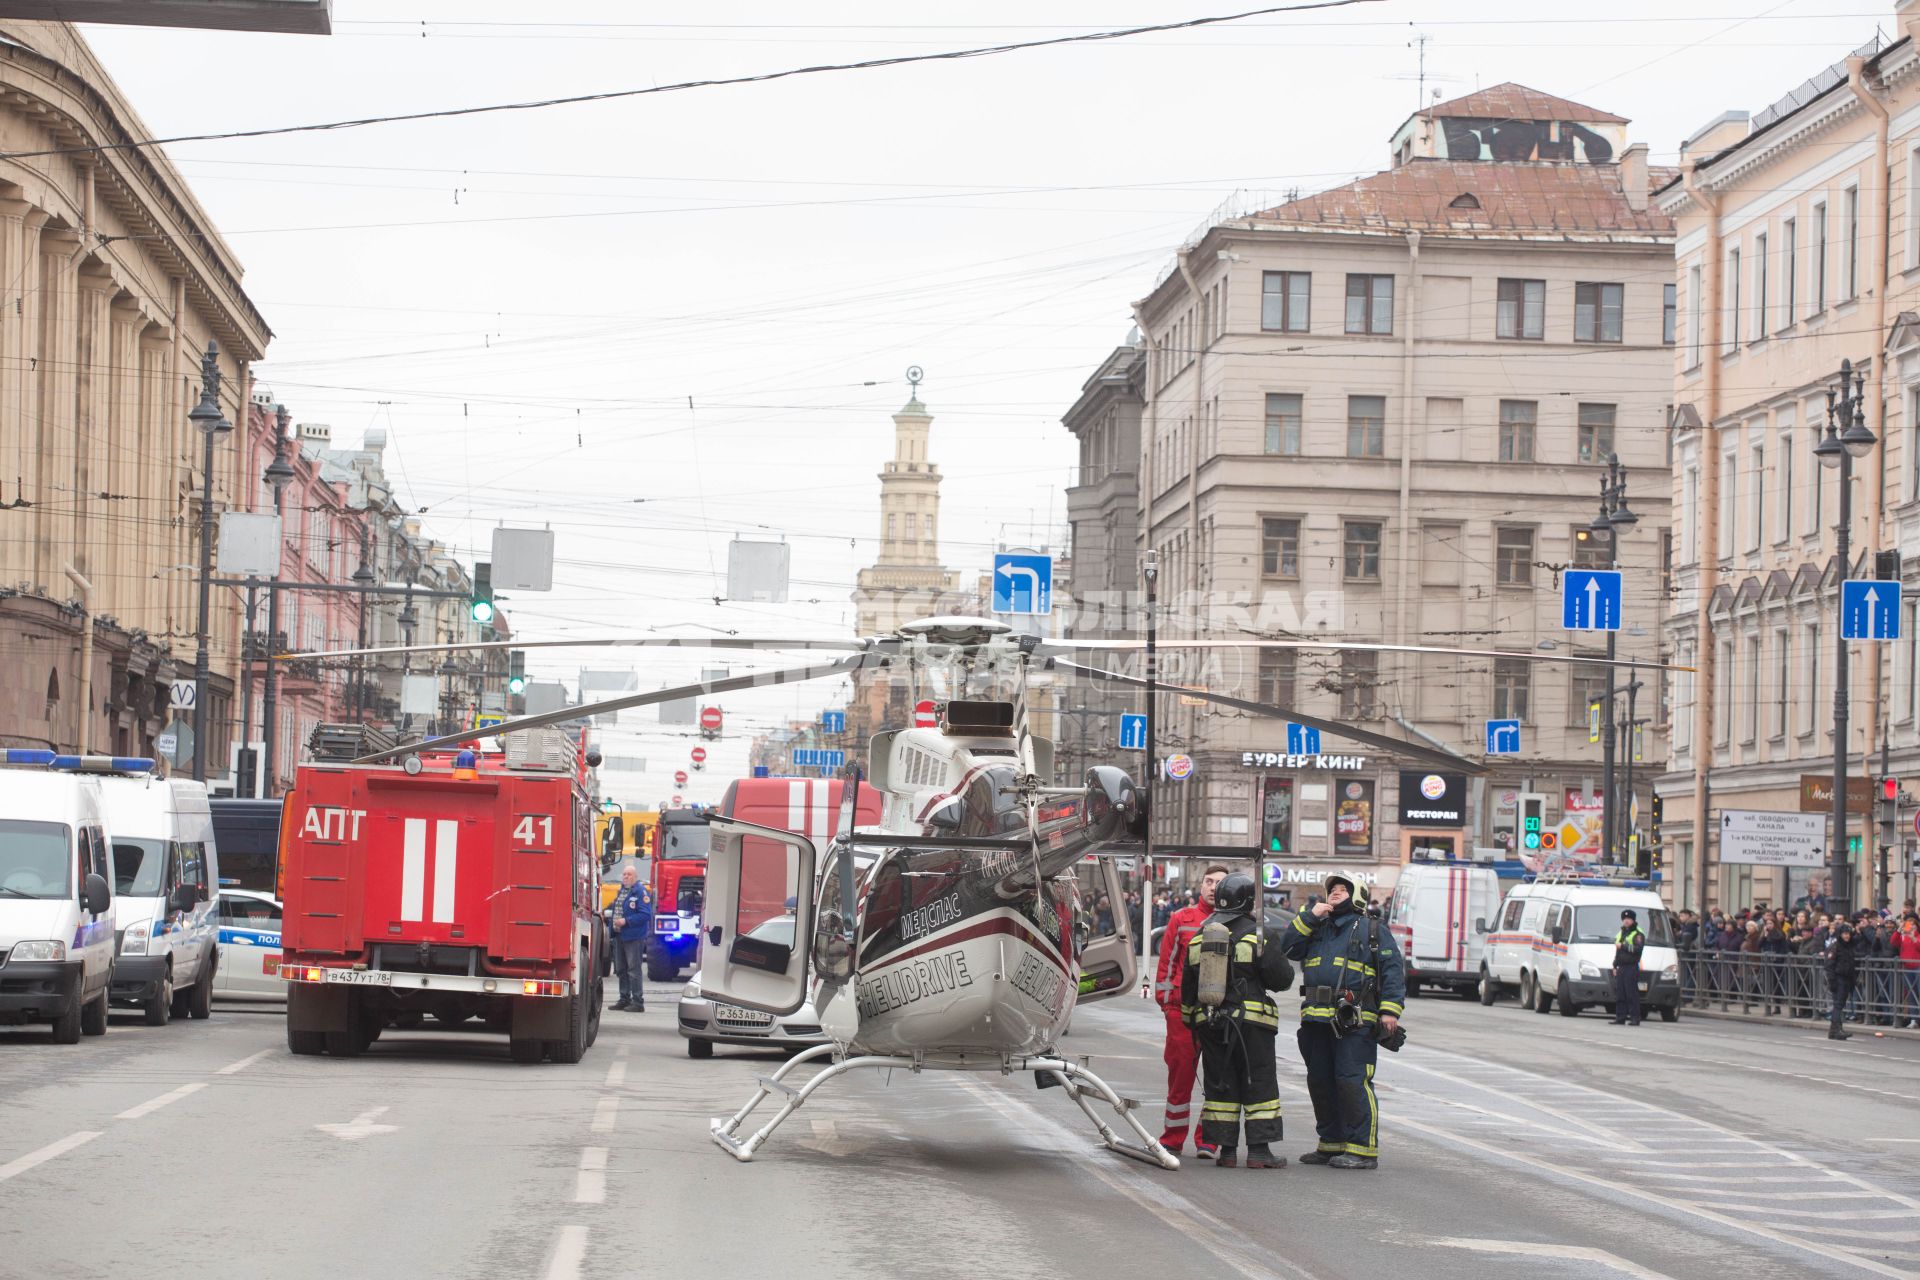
xmin=0 ymin=1 xmax=1381 ymax=162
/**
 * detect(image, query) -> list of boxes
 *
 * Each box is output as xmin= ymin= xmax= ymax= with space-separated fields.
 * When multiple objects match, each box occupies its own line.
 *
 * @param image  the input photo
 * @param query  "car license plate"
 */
xmin=324 ymin=968 xmax=393 ymax=987
xmin=715 ymin=1004 xmax=773 ymax=1028
xmin=655 ymin=916 xmax=679 ymax=933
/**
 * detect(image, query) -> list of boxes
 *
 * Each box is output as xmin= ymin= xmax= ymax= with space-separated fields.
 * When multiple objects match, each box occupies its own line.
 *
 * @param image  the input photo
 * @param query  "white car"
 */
xmin=213 ymin=889 xmax=285 ymax=1000
xmin=677 ymin=915 xmax=829 ymax=1058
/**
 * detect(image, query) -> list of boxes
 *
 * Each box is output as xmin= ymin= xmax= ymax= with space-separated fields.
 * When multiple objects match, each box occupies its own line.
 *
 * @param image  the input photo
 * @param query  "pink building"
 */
xmin=242 ymin=398 xmax=369 ymax=792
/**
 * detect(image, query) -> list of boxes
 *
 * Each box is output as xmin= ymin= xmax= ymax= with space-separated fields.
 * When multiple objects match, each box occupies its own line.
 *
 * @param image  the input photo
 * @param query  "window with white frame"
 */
xmin=1743 ymin=634 xmax=1760 ymax=744
xmin=1778 ymin=420 xmax=1794 ymax=543
xmin=1688 ymin=264 xmax=1703 ymax=367
xmin=1727 ymin=247 xmax=1742 ymax=350
xmin=1805 ymin=401 xmax=1825 ymax=535
xmin=1718 ymin=448 xmax=1736 ymax=559
xmin=1801 ymin=621 xmax=1820 ymax=736
xmin=1772 ymin=629 xmax=1789 ymax=738
xmin=1674 ymin=657 xmax=1693 ymax=754
xmin=1754 ymin=232 xmax=1768 ymax=339
xmin=1845 ymin=184 xmax=1860 ymax=300
xmin=1749 ymin=441 xmax=1765 ymax=552
xmin=1813 ymin=200 xmax=1829 ymax=313
xmin=1783 ymin=216 xmax=1797 ymax=326
xmin=1714 ymin=639 xmax=1733 ymax=745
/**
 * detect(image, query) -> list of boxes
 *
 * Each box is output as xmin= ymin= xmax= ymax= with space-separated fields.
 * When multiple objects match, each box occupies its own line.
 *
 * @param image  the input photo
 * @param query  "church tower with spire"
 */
xmin=854 ymin=368 xmax=959 ymax=636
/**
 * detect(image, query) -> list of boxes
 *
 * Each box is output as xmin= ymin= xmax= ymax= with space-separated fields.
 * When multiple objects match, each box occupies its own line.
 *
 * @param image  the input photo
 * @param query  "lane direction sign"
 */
xmin=1562 ymin=569 xmax=1623 ymax=632
xmin=1840 ymin=579 xmax=1901 ymax=641
xmin=991 ymin=553 xmax=1052 ymax=615
xmin=1118 ymin=714 xmax=1147 ymax=751
xmin=1485 ymin=719 xmax=1522 ymax=756
xmin=821 ymin=710 xmax=846 ymax=734
xmin=1285 ymin=723 xmax=1321 ymax=756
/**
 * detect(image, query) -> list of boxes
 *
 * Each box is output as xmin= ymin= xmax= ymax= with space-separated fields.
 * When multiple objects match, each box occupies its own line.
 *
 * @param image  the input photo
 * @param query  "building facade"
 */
xmin=1101 ymin=85 xmax=1676 ymax=896
xmin=1658 ymin=5 xmax=1920 ymax=913
xmin=0 ymin=20 xmax=269 ymax=769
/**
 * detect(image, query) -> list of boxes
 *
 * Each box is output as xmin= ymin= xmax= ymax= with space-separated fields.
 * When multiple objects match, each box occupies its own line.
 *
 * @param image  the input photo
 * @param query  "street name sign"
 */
xmin=1719 ymin=808 xmax=1826 ymax=868
xmin=991 ymin=553 xmax=1052 ymax=615
xmin=1562 ymin=569 xmax=1622 ymax=632
xmin=1840 ymin=579 xmax=1901 ymax=641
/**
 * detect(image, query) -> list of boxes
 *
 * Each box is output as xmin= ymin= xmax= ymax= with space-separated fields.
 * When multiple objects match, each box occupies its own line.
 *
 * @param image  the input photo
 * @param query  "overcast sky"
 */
xmin=82 ymin=0 xmax=1876 ymax=800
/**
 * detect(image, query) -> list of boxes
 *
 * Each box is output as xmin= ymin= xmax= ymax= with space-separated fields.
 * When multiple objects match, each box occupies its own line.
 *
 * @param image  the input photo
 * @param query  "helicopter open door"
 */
xmin=701 ymin=817 xmax=817 ymax=1016
xmin=1073 ymin=856 xmax=1138 ymax=1004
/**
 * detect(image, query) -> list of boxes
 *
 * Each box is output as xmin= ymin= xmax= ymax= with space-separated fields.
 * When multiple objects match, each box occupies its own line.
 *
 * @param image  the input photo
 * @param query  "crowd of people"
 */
xmin=1674 ymin=895 xmax=1920 ymax=1033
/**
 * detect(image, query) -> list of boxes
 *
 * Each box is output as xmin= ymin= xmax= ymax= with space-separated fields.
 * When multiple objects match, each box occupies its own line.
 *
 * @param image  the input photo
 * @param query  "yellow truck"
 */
xmin=595 ymin=808 xmax=660 ymax=911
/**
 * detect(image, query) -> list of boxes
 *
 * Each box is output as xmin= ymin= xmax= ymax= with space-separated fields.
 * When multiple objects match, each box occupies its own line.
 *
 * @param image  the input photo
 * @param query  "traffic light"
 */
xmin=1519 ymin=792 xmax=1547 ymax=853
xmin=1879 ymin=777 xmax=1900 ymax=851
xmin=1642 ymin=793 xmax=1663 ymax=878
xmin=507 ymin=649 xmax=527 ymax=695
xmin=470 ymin=561 xmax=495 ymax=625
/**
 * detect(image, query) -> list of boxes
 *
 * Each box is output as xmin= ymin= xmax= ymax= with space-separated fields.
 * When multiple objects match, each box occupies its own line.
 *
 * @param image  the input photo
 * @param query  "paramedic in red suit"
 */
xmin=1149 ymin=863 xmax=1229 ymax=1158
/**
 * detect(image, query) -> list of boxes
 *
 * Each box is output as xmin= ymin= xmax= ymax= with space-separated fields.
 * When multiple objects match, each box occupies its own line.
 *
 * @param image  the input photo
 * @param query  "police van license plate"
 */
xmin=325 ymin=968 xmax=393 ymax=987
xmin=655 ymin=916 xmax=679 ymax=934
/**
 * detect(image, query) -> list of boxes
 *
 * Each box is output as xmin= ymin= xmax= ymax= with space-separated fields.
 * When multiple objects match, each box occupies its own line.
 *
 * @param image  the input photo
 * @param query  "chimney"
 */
xmin=1620 ymin=142 xmax=1649 ymax=213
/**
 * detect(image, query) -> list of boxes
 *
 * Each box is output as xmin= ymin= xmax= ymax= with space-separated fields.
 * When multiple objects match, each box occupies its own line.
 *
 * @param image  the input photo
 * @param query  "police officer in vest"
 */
xmin=1610 ymin=909 xmax=1646 ymax=1026
xmin=1179 ymin=872 xmax=1295 ymax=1169
xmin=1281 ymin=872 xmax=1405 ymax=1170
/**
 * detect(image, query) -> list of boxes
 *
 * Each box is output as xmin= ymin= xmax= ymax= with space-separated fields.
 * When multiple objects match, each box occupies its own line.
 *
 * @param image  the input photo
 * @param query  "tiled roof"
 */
xmin=1246 ymin=161 xmax=1673 ymax=236
xmin=1424 ymin=83 xmax=1628 ymax=125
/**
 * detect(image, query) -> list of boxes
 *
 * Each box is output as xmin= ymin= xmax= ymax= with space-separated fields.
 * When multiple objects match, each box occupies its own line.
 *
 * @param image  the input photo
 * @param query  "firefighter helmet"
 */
xmin=1214 ymin=872 xmax=1257 ymax=915
xmin=1323 ymin=871 xmax=1371 ymax=910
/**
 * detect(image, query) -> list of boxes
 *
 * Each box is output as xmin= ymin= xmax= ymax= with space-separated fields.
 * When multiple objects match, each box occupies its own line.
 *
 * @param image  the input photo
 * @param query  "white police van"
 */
xmin=99 ymin=773 xmax=220 ymax=1024
xmin=1476 ymin=871 xmax=1681 ymax=1020
xmin=0 ymin=750 xmax=120 ymax=1042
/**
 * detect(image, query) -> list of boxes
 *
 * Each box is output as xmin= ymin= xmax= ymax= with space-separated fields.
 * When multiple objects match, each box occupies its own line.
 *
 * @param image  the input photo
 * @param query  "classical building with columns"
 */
xmin=0 ymin=20 xmax=269 ymax=768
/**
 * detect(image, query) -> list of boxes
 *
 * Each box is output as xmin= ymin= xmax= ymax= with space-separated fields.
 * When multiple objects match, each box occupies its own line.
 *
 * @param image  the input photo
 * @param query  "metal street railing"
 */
xmin=1679 ymin=951 xmax=1920 ymax=1025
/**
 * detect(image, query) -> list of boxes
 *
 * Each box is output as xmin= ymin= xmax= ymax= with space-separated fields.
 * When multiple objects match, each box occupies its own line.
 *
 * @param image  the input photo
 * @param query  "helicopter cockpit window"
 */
xmin=954 ymin=766 xmax=1025 ymax=838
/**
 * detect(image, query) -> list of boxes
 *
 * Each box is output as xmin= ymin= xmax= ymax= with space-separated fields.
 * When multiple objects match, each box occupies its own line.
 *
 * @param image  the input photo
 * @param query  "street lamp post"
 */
xmin=1592 ymin=454 xmax=1638 ymax=863
xmin=188 ymin=342 xmax=232 ymax=782
xmin=1814 ymin=359 xmax=1877 ymax=913
xmin=1140 ymin=548 xmax=1159 ymax=990
xmin=261 ymin=406 xmax=296 ymax=791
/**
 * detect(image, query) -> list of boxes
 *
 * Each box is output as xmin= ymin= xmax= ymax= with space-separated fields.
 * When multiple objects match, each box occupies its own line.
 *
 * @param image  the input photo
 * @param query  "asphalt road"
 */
xmin=3 ymin=983 xmax=1917 ymax=1280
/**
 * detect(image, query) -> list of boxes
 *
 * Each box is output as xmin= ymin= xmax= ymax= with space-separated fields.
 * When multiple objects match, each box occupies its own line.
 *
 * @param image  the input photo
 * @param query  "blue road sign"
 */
xmin=1486 ymin=719 xmax=1522 ymax=756
xmin=1562 ymin=569 xmax=1623 ymax=631
xmin=991 ymin=553 xmax=1053 ymax=615
xmin=1285 ymin=723 xmax=1321 ymax=755
xmin=1118 ymin=713 xmax=1147 ymax=751
xmin=1841 ymin=579 xmax=1902 ymax=641
xmin=821 ymin=710 xmax=846 ymax=734
xmin=791 ymin=748 xmax=846 ymax=769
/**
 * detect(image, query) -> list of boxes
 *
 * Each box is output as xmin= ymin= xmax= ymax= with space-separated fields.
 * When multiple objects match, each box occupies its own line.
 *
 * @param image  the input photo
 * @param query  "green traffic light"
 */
xmin=508 ymin=676 xmax=527 ymax=694
xmin=471 ymin=600 xmax=495 ymax=624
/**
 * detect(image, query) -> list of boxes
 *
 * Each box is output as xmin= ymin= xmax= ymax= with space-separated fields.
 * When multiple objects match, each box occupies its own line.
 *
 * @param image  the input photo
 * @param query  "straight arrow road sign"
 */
xmin=1285 ymin=723 xmax=1321 ymax=755
xmin=1562 ymin=569 xmax=1623 ymax=632
xmin=1841 ymin=579 xmax=1902 ymax=641
xmin=1118 ymin=714 xmax=1146 ymax=751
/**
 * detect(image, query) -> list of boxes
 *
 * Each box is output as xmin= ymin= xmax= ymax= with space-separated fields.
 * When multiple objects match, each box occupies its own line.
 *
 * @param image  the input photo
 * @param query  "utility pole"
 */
xmin=1141 ymin=548 xmax=1159 ymax=989
xmin=261 ymin=405 xmax=296 ymax=792
xmin=63 ymin=566 xmax=94 ymax=754
xmin=1592 ymin=455 xmax=1638 ymax=862
xmin=188 ymin=342 xmax=231 ymax=782
xmin=1814 ymin=359 xmax=1877 ymax=913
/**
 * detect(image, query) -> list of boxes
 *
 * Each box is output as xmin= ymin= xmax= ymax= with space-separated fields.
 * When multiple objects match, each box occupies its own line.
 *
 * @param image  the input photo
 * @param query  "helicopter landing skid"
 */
xmin=709 ymin=1044 xmax=1180 ymax=1169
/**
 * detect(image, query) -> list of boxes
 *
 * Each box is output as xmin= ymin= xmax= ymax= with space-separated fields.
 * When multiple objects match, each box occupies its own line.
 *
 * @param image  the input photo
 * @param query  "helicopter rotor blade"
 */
xmin=1043 ymin=637 xmax=1688 ymax=672
xmin=278 ymin=635 xmax=874 ymax=662
xmin=1048 ymin=658 xmax=1484 ymax=775
xmin=354 ymin=653 xmax=876 ymax=762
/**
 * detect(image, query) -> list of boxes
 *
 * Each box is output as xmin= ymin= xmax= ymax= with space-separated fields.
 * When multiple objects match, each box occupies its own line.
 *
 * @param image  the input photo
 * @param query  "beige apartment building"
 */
xmin=0 ymin=21 xmax=268 ymax=766
xmin=1659 ymin=4 xmax=1920 ymax=913
xmin=1081 ymin=85 xmax=1675 ymax=897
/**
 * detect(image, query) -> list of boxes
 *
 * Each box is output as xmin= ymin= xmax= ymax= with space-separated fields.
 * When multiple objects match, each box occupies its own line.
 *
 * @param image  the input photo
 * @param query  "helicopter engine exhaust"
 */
xmin=1022 ymin=765 xmax=1140 ymax=885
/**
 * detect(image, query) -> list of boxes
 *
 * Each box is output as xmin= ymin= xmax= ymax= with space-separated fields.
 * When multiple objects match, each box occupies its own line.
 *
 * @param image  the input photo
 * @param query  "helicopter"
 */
xmin=296 ymin=615 xmax=1660 ymax=1167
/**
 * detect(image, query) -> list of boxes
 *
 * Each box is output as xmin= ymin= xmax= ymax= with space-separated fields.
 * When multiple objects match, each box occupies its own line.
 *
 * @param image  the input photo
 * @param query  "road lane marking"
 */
xmin=1433 ymin=1238 xmax=1673 ymax=1279
xmin=116 ymin=1082 xmax=207 ymax=1120
xmin=591 ymin=1097 xmax=618 ymax=1134
xmin=316 ymin=1107 xmax=397 ymax=1140
xmin=603 ymin=1060 xmax=626 ymax=1088
xmin=956 ymin=1077 xmax=1314 ymax=1280
xmin=0 ymin=1132 xmax=100 ymax=1183
xmin=574 ymin=1147 xmax=607 ymax=1204
xmin=216 ymin=1049 xmax=273 ymax=1075
xmin=1519 ymin=1028 xmax=1920 ymax=1103
xmin=543 ymin=1225 xmax=588 ymax=1280
xmin=1693 ymin=1204 xmax=1919 ymax=1221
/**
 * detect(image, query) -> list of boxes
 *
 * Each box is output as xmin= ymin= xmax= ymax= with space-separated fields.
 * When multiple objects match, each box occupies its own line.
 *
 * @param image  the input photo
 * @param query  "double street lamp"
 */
xmin=188 ymin=343 xmax=232 ymax=782
xmin=1813 ymin=358 xmax=1878 ymax=913
xmin=1591 ymin=454 xmax=1638 ymax=864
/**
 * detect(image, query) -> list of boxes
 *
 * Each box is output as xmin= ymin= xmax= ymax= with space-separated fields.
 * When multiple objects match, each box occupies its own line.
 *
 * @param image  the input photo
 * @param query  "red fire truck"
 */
xmin=278 ymin=730 xmax=605 ymax=1063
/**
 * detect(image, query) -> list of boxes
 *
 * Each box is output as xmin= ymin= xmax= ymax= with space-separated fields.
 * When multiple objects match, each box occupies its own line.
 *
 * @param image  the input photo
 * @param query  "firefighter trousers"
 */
xmin=1297 ymin=1022 xmax=1379 ymax=1158
xmin=1197 ymin=1021 xmax=1281 ymax=1150
xmin=1159 ymin=1006 xmax=1201 ymax=1146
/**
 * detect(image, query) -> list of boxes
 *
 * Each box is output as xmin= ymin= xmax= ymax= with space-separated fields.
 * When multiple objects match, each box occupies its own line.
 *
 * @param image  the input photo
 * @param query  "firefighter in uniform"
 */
xmin=1281 ymin=872 xmax=1405 ymax=1170
xmin=1179 ymin=873 xmax=1295 ymax=1169
xmin=1150 ymin=864 xmax=1228 ymax=1158
xmin=1610 ymin=909 xmax=1645 ymax=1026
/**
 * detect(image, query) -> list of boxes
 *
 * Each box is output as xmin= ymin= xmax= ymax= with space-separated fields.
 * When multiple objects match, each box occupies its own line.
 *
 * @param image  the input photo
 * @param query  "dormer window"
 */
xmin=1449 ymin=192 xmax=1481 ymax=209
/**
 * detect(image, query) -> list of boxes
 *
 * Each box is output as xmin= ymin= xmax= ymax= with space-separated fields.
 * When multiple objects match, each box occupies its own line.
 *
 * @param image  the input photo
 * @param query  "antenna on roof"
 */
xmin=1410 ymin=31 xmax=1430 ymax=109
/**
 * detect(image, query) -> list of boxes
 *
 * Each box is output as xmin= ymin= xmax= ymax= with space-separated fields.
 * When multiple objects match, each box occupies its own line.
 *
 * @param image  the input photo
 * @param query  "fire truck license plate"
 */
xmin=325 ymin=969 xmax=393 ymax=987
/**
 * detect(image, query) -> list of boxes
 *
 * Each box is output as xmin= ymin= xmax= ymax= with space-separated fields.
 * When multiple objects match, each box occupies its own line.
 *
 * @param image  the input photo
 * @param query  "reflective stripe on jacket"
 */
xmin=1155 ymin=903 xmax=1211 ymax=1007
xmin=1279 ymin=906 xmax=1406 ymax=1024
